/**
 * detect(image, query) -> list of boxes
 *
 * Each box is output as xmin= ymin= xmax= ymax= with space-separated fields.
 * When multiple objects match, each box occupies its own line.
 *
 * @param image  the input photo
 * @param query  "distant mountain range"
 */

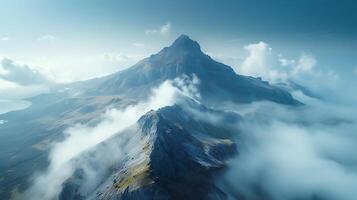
xmin=0 ymin=35 xmax=300 ymax=200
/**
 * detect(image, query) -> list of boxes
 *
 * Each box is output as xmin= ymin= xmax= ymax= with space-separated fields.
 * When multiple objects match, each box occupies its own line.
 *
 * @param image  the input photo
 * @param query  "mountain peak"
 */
xmin=169 ymin=34 xmax=202 ymax=53
xmin=173 ymin=34 xmax=194 ymax=43
xmin=89 ymin=34 xmax=300 ymax=106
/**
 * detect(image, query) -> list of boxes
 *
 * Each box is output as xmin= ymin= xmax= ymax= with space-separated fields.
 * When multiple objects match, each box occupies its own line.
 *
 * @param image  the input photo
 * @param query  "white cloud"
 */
xmin=222 ymin=87 xmax=357 ymax=200
xmin=16 ymin=52 xmax=145 ymax=83
xmin=292 ymin=53 xmax=317 ymax=75
xmin=238 ymin=41 xmax=289 ymax=82
xmin=1 ymin=37 xmax=10 ymax=41
xmin=160 ymin=22 xmax=171 ymax=35
xmin=226 ymin=120 xmax=357 ymax=200
xmin=173 ymin=74 xmax=201 ymax=101
xmin=0 ymin=52 xmax=144 ymax=112
xmin=0 ymin=58 xmax=50 ymax=112
xmin=37 ymin=34 xmax=56 ymax=41
xmin=101 ymin=52 xmax=133 ymax=62
xmin=237 ymin=42 xmax=297 ymax=82
xmin=216 ymin=65 xmax=357 ymax=199
xmin=26 ymin=75 xmax=200 ymax=199
xmin=132 ymin=42 xmax=145 ymax=48
xmin=0 ymin=58 xmax=51 ymax=85
xmin=278 ymin=54 xmax=295 ymax=66
xmin=235 ymin=41 xmax=340 ymax=96
xmin=145 ymin=22 xmax=171 ymax=36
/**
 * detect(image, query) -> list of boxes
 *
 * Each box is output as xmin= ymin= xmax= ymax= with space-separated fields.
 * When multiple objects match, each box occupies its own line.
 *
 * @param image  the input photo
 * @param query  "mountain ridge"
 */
xmin=81 ymin=34 xmax=300 ymax=106
xmin=59 ymin=103 xmax=238 ymax=200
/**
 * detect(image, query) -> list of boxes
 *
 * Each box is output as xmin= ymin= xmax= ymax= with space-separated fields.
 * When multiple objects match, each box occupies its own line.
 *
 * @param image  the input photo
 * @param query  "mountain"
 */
xmin=0 ymin=35 xmax=300 ymax=200
xmin=82 ymin=34 xmax=300 ymax=106
xmin=274 ymin=81 xmax=319 ymax=99
xmin=59 ymin=102 xmax=239 ymax=200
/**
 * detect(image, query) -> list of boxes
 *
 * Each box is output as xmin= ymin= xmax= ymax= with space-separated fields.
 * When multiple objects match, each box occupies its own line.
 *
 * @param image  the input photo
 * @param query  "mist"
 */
xmin=15 ymin=38 xmax=356 ymax=200
xmin=219 ymin=77 xmax=357 ymax=200
xmin=25 ymin=75 xmax=200 ymax=200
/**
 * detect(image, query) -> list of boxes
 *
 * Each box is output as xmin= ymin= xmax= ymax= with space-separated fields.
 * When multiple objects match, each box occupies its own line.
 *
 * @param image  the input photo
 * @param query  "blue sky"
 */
xmin=0 ymin=0 xmax=356 ymax=83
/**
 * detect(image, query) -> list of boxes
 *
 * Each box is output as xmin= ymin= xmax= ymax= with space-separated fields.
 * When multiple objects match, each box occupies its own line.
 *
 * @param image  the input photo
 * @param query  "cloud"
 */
xmin=238 ymin=41 xmax=301 ymax=83
xmin=18 ymin=52 xmax=145 ymax=83
xmin=292 ymin=53 xmax=317 ymax=75
xmin=0 ymin=58 xmax=50 ymax=113
xmin=238 ymin=42 xmax=316 ymax=83
xmin=218 ymin=66 xmax=357 ymax=200
xmin=37 ymin=34 xmax=56 ymax=41
xmin=0 ymin=58 xmax=51 ymax=85
xmin=278 ymin=54 xmax=295 ymax=66
xmin=238 ymin=42 xmax=288 ymax=82
xmin=0 ymin=58 xmax=50 ymax=112
xmin=26 ymin=75 xmax=201 ymax=199
xmin=216 ymin=41 xmax=298 ymax=83
xmin=221 ymin=98 xmax=357 ymax=200
xmin=1 ymin=37 xmax=10 ymax=41
xmin=132 ymin=42 xmax=145 ymax=48
xmin=235 ymin=41 xmax=341 ymax=97
xmin=101 ymin=52 xmax=134 ymax=62
xmin=172 ymin=74 xmax=201 ymax=100
xmin=145 ymin=22 xmax=171 ymax=36
xmin=224 ymin=118 xmax=357 ymax=200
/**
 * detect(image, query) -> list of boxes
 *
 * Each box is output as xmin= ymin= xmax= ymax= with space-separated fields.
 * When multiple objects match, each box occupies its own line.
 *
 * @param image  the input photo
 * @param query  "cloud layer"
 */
xmin=26 ymin=75 xmax=200 ymax=199
xmin=218 ymin=72 xmax=357 ymax=200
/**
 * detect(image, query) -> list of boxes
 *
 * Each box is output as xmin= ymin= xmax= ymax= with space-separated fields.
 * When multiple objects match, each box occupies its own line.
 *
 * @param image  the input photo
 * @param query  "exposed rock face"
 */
xmin=58 ymin=103 xmax=238 ymax=200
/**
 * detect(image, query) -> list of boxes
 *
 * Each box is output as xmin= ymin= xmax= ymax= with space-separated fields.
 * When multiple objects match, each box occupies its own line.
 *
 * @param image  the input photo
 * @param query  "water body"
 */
xmin=0 ymin=99 xmax=31 ymax=115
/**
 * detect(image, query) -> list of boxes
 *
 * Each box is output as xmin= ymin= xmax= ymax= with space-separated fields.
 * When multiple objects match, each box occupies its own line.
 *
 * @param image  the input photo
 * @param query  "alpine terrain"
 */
xmin=0 ymin=35 xmax=300 ymax=200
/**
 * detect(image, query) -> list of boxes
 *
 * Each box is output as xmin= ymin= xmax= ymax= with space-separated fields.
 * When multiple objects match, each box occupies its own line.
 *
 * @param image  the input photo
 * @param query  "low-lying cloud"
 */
xmin=26 ymin=75 xmax=200 ymax=199
xmin=219 ymin=81 xmax=357 ymax=200
xmin=207 ymin=43 xmax=357 ymax=200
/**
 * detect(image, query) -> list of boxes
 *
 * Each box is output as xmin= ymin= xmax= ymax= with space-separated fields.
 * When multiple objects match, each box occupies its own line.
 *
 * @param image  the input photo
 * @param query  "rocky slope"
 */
xmin=0 ymin=35 xmax=299 ymax=199
xmin=59 ymin=102 xmax=239 ymax=200
xmin=84 ymin=34 xmax=300 ymax=106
